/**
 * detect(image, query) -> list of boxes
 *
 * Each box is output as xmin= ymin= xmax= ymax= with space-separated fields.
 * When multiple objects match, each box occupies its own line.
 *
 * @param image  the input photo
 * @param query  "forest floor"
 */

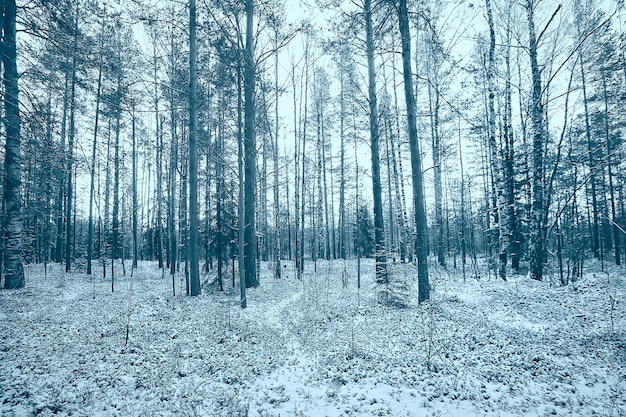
xmin=0 ymin=257 xmax=624 ymax=417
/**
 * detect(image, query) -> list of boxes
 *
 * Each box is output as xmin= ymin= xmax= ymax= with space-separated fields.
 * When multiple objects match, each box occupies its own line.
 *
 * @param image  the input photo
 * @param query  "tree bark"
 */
xmin=526 ymin=0 xmax=545 ymax=281
xmin=339 ymin=70 xmax=346 ymax=260
xmin=103 ymin=120 xmax=112 ymax=277
xmin=383 ymin=108 xmax=396 ymax=262
xmin=273 ymin=31 xmax=281 ymax=278
xmin=55 ymin=73 xmax=69 ymax=264
xmin=2 ymin=0 xmax=24 ymax=288
xmin=65 ymin=10 xmax=78 ymax=272
xmin=112 ymin=51 xmax=121 ymax=262
xmin=155 ymin=44 xmax=164 ymax=270
xmin=601 ymin=68 xmax=620 ymax=265
xmin=216 ymin=96 xmax=224 ymax=291
xmin=364 ymin=0 xmax=387 ymax=285
xmin=292 ymin=59 xmax=301 ymax=273
xmin=398 ymin=0 xmax=429 ymax=301
xmin=244 ymin=0 xmax=257 ymax=288
xmin=87 ymin=47 xmax=103 ymax=275
xmin=427 ymin=79 xmax=445 ymax=267
xmin=503 ymin=8 xmax=520 ymax=271
xmin=485 ymin=0 xmax=508 ymax=280
xmin=391 ymin=55 xmax=411 ymax=262
xmin=188 ymin=0 xmax=201 ymax=296
xmin=299 ymin=46 xmax=309 ymax=276
xmin=237 ymin=53 xmax=247 ymax=307
xmin=132 ymin=110 xmax=138 ymax=269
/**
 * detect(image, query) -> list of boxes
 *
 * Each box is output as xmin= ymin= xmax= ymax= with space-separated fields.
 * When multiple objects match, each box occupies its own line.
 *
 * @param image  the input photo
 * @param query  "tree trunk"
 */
xmin=300 ymin=47 xmax=310 ymax=276
xmin=315 ymin=111 xmax=322 ymax=263
xmin=155 ymin=43 xmax=164 ymax=270
xmin=112 ymin=58 xmax=122 ymax=262
xmin=188 ymin=0 xmax=201 ymax=296
xmin=383 ymin=108 xmax=396 ymax=262
xmin=65 ymin=10 xmax=78 ymax=272
xmin=398 ymin=0 xmax=429 ymax=301
xmin=179 ymin=128 xmax=189 ymax=293
xmin=285 ymin=147 xmax=292 ymax=260
xmin=458 ymin=117 xmax=467 ymax=281
xmin=354 ymin=110 xmax=361 ymax=288
xmin=204 ymin=133 xmax=211 ymax=274
xmin=339 ymin=71 xmax=346 ymax=260
xmin=503 ymin=11 xmax=520 ymax=271
xmin=601 ymin=68 xmax=620 ymax=265
xmin=42 ymin=94 xmax=53 ymax=265
xmin=168 ymin=116 xmax=178 ymax=280
xmin=244 ymin=0 xmax=257 ymax=288
xmin=391 ymin=55 xmax=411 ymax=263
xmin=261 ymin=116 xmax=268 ymax=263
xmin=132 ymin=110 xmax=138 ymax=269
xmin=87 ymin=52 xmax=103 ymax=275
xmin=237 ymin=53 xmax=247 ymax=307
xmin=292 ymin=59 xmax=301 ymax=273
xmin=329 ymin=144 xmax=337 ymax=260
xmin=427 ymin=79 xmax=445 ymax=267
xmin=2 ymin=0 xmax=24 ymax=288
xmin=216 ymin=96 xmax=224 ymax=291
xmin=321 ymin=102 xmax=331 ymax=260
xmin=103 ymin=120 xmax=112 ymax=277
xmin=580 ymin=56 xmax=600 ymax=259
xmin=485 ymin=0 xmax=508 ymax=280
xmin=526 ymin=0 xmax=545 ymax=281
xmin=364 ymin=0 xmax=387 ymax=284
xmin=320 ymin=99 xmax=332 ymax=261
xmin=55 ymin=73 xmax=69 ymax=265
xmin=273 ymin=37 xmax=281 ymax=278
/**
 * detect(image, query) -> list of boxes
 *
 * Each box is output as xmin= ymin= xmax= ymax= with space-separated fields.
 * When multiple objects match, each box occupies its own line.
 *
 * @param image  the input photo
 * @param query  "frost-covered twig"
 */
xmin=124 ymin=274 xmax=133 ymax=347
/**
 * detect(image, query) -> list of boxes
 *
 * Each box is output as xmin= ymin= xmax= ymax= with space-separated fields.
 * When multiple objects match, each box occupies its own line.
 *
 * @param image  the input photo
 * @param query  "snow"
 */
xmin=0 ymin=259 xmax=624 ymax=416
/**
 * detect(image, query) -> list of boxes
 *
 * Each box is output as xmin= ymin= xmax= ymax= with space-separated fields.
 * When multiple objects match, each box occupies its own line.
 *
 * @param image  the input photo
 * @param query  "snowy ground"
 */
xmin=0 ymin=258 xmax=624 ymax=417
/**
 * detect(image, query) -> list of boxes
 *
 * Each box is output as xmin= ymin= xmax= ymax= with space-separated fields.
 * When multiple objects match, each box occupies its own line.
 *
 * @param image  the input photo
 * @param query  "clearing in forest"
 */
xmin=0 ymin=259 xmax=624 ymax=416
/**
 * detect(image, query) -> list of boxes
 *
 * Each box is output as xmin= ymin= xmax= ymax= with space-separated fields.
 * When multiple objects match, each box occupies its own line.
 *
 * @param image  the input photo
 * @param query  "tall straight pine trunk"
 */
xmin=112 ymin=53 xmax=122 ymax=262
xmin=55 ymin=73 xmax=69 ymax=264
xmin=364 ymin=0 xmax=387 ymax=284
xmin=87 ymin=46 xmax=103 ymax=275
xmin=339 ymin=71 xmax=346 ymax=260
xmin=132 ymin=111 xmax=138 ymax=269
xmin=398 ymin=0 xmax=429 ymax=301
xmin=273 ymin=35 xmax=281 ymax=278
xmin=600 ymin=68 xmax=621 ymax=265
xmin=2 ymin=0 xmax=24 ymax=288
xmin=237 ymin=55 xmax=247 ymax=307
xmin=188 ymin=0 xmax=201 ymax=295
xmin=243 ymin=0 xmax=257 ymax=288
xmin=65 ymin=10 xmax=78 ymax=272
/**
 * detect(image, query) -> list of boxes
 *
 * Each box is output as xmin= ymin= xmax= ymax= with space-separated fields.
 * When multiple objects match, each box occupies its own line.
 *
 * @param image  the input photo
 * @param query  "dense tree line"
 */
xmin=1 ymin=0 xmax=625 ymax=305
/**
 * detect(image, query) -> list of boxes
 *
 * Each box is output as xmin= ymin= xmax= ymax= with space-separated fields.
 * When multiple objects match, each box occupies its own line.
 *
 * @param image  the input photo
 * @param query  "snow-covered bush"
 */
xmin=376 ymin=263 xmax=413 ymax=308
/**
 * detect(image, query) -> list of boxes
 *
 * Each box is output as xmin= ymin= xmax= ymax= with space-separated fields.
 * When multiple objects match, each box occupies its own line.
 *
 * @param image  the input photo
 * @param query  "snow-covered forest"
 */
xmin=0 ymin=0 xmax=625 ymax=415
